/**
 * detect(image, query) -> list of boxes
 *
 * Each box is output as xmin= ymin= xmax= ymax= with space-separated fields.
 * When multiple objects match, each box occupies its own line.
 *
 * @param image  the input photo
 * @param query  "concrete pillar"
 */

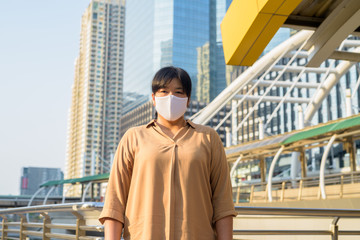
xmin=291 ymin=152 xmax=301 ymax=181
xmin=345 ymin=89 xmax=352 ymax=117
xmin=225 ymin=127 xmax=231 ymax=147
xmin=231 ymin=100 xmax=238 ymax=145
xmin=298 ymin=105 xmax=304 ymax=129
xmin=344 ymin=137 xmax=357 ymax=172
xmin=258 ymin=118 xmax=264 ymax=140
xmin=291 ymin=106 xmax=305 ymax=181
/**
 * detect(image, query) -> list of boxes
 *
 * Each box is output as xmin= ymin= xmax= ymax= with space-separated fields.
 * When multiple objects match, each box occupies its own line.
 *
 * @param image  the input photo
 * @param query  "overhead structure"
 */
xmin=221 ymin=0 xmax=360 ymax=66
xmin=221 ymin=0 xmax=303 ymax=66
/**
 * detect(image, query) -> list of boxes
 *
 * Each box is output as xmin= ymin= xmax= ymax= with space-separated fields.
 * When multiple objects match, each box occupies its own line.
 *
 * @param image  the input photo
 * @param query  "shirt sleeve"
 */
xmin=209 ymin=129 xmax=237 ymax=224
xmin=98 ymin=129 xmax=135 ymax=225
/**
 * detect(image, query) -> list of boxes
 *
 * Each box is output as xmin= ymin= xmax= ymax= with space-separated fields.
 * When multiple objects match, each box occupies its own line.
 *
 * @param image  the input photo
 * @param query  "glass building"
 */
xmin=20 ymin=167 xmax=63 ymax=196
xmin=124 ymin=0 xmax=232 ymax=103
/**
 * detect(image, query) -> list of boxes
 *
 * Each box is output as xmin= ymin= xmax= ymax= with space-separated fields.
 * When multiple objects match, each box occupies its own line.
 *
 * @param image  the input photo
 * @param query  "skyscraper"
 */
xmin=124 ymin=0 xmax=230 ymax=102
xmin=66 ymin=0 xmax=125 ymax=191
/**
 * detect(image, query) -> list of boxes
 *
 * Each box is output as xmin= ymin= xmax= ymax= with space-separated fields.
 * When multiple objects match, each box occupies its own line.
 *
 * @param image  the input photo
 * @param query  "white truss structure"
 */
xmin=191 ymin=30 xmax=360 ymax=201
xmin=192 ymin=30 xmax=360 ymax=141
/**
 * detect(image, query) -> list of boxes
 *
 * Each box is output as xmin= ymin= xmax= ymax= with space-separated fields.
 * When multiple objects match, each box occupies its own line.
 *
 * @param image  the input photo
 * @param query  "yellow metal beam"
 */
xmin=221 ymin=0 xmax=302 ymax=66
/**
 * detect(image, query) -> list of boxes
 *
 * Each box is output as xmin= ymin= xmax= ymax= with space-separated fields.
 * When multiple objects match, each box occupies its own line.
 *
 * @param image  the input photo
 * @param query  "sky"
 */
xmin=0 ymin=0 xmax=91 ymax=195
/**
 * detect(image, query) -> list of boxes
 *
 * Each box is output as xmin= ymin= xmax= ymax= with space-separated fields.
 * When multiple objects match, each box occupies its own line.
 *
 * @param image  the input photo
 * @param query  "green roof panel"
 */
xmin=40 ymin=173 xmax=110 ymax=187
xmin=281 ymin=115 xmax=360 ymax=145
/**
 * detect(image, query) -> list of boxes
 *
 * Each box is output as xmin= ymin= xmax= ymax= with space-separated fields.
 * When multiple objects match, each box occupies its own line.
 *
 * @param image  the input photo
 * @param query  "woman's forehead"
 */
xmin=162 ymin=78 xmax=183 ymax=88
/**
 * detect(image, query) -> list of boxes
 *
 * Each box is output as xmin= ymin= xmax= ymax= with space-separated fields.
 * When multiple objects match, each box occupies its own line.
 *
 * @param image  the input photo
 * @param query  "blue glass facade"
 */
xmin=123 ymin=0 xmax=154 ymax=95
xmin=124 ymin=0 xmax=231 ymax=102
xmin=172 ymin=0 xmax=210 ymax=98
xmin=213 ymin=0 xmax=232 ymax=99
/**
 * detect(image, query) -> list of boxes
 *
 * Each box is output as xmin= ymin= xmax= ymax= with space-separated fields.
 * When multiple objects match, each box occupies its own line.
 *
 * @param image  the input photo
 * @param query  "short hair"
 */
xmin=152 ymin=66 xmax=192 ymax=98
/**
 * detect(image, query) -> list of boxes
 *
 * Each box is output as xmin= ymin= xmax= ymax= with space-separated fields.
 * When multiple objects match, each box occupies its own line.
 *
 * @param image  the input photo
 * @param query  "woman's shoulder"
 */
xmin=187 ymin=120 xmax=218 ymax=135
xmin=122 ymin=121 xmax=154 ymax=137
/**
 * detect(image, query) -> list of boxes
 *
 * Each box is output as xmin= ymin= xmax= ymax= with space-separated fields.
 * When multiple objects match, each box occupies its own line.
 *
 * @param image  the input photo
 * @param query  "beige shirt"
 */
xmin=99 ymin=120 xmax=236 ymax=240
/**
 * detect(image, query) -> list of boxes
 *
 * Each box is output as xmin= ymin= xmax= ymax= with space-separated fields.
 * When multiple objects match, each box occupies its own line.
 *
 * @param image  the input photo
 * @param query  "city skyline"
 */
xmin=0 ymin=0 xmax=91 ymax=195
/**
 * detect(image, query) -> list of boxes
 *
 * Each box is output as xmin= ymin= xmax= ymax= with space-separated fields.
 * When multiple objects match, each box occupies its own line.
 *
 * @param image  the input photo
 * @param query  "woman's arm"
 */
xmin=215 ymin=216 xmax=233 ymax=240
xmin=104 ymin=218 xmax=123 ymax=240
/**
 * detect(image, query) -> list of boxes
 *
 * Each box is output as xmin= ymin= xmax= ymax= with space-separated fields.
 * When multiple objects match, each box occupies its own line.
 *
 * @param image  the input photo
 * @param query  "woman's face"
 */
xmin=153 ymin=78 xmax=187 ymax=98
xmin=152 ymin=78 xmax=190 ymax=122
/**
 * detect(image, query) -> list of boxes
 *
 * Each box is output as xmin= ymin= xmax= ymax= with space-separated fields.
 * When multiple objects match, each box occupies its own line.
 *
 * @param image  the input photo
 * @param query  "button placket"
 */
xmin=169 ymin=143 xmax=178 ymax=240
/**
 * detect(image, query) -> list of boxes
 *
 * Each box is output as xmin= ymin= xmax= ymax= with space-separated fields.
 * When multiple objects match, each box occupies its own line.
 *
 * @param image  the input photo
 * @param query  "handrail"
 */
xmin=0 ymin=202 xmax=104 ymax=215
xmin=239 ymin=169 xmax=360 ymax=186
xmin=0 ymin=202 xmax=104 ymax=240
xmin=235 ymin=206 xmax=360 ymax=217
xmin=234 ymin=206 xmax=360 ymax=239
xmin=234 ymin=171 xmax=360 ymax=203
xmin=2 ymin=202 xmax=360 ymax=240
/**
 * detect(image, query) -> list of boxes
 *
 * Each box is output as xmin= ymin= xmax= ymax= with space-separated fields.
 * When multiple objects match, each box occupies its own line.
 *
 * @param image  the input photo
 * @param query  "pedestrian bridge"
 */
xmin=234 ymin=171 xmax=360 ymax=206
xmin=227 ymin=114 xmax=360 ymax=206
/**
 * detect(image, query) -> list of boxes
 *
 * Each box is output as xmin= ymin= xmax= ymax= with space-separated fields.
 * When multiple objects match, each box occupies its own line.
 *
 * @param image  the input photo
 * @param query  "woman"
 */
xmin=99 ymin=66 xmax=236 ymax=240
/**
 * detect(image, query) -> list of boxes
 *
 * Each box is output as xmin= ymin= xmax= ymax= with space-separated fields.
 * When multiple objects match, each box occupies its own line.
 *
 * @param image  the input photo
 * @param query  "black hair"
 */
xmin=152 ymin=66 xmax=192 ymax=98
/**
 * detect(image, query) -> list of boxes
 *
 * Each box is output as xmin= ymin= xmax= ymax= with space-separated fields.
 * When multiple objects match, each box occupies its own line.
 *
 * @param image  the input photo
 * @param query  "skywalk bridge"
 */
xmin=228 ymin=114 xmax=360 ymax=206
xmin=2 ymin=0 xmax=360 ymax=239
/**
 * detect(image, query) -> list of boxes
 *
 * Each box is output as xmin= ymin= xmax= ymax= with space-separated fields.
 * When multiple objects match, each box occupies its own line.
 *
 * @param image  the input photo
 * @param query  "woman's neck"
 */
xmin=156 ymin=116 xmax=186 ymax=138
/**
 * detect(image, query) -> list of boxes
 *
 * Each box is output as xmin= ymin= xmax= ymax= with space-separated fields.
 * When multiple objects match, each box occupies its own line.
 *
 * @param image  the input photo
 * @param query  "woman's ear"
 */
xmin=152 ymin=93 xmax=156 ymax=106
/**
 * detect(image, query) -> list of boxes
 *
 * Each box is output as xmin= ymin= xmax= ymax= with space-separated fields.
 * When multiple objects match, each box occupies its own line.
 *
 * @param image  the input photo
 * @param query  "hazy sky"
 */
xmin=0 ymin=0 xmax=91 ymax=195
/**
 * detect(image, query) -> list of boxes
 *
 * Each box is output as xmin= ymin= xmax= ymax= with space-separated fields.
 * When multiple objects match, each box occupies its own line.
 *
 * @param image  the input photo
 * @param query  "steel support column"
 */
xmin=300 ymin=149 xmax=307 ymax=178
xmin=259 ymin=156 xmax=266 ymax=183
xmin=320 ymin=135 xmax=337 ymax=199
xmin=267 ymin=146 xmax=285 ymax=202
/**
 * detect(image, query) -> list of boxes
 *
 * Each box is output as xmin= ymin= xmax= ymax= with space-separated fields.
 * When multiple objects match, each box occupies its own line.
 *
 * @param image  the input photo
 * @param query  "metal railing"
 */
xmin=2 ymin=202 xmax=360 ymax=240
xmin=233 ymin=171 xmax=360 ymax=203
xmin=0 ymin=202 xmax=104 ymax=240
xmin=234 ymin=206 xmax=360 ymax=240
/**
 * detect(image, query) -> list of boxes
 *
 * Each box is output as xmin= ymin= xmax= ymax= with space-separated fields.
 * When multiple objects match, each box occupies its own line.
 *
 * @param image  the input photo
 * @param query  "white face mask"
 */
xmin=155 ymin=95 xmax=188 ymax=121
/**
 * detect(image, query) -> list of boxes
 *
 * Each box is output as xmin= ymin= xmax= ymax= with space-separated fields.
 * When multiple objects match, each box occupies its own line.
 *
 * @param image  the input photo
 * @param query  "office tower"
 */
xmin=66 ymin=0 xmax=125 ymax=189
xmin=20 ymin=167 xmax=63 ymax=196
xmin=196 ymin=43 xmax=211 ymax=102
xmin=124 ymin=0 xmax=230 ymax=103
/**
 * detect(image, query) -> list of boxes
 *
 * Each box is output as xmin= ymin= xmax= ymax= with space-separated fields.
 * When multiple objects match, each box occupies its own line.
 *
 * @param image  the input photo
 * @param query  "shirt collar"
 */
xmin=146 ymin=119 xmax=156 ymax=128
xmin=146 ymin=119 xmax=196 ymax=129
